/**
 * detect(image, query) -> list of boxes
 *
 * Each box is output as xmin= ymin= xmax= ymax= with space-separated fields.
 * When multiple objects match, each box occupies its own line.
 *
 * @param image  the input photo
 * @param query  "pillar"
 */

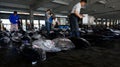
xmin=95 ymin=18 xmax=98 ymax=25
xmin=38 ymin=20 xmax=40 ymax=30
xmin=118 ymin=20 xmax=120 ymax=29
xmin=0 ymin=21 xmax=1 ymax=31
xmin=109 ymin=19 xmax=112 ymax=28
xmin=118 ymin=20 xmax=120 ymax=24
xmin=117 ymin=19 xmax=119 ymax=28
xmin=101 ymin=18 xmax=103 ymax=25
xmin=30 ymin=9 xmax=34 ymax=30
xmin=105 ymin=19 xmax=108 ymax=27
xmin=25 ymin=19 xmax=27 ymax=30
xmin=21 ymin=19 xmax=23 ymax=27
xmin=20 ymin=19 xmax=23 ymax=30
xmin=113 ymin=20 xmax=115 ymax=28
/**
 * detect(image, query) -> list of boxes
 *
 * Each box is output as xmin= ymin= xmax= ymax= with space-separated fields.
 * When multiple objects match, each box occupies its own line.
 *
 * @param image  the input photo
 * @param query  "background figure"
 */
xmin=45 ymin=9 xmax=51 ymax=34
xmin=9 ymin=11 xmax=20 ymax=32
xmin=54 ymin=22 xmax=59 ymax=28
xmin=52 ymin=18 xmax=57 ymax=28
xmin=18 ymin=18 xmax=23 ymax=31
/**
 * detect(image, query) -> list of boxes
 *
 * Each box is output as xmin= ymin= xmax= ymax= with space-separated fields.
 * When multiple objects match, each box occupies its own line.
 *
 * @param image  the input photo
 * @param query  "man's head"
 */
xmin=46 ymin=9 xmax=51 ymax=13
xmin=50 ymin=13 xmax=54 ymax=16
xmin=80 ymin=0 xmax=87 ymax=7
xmin=14 ymin=11 xmax=17 ymax=15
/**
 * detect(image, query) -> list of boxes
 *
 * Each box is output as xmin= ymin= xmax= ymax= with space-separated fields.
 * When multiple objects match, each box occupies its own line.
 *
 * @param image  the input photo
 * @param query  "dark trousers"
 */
xmin=69 ymin=14 xmax=80 ymax=37
xmin=45 ymin=21 xmax=52 ymax=34
xmin=49 ymin=23 xmax=52 ymax=30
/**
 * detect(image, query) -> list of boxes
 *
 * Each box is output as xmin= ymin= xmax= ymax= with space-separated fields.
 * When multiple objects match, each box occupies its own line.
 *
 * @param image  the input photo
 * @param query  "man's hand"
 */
xmin=81 ymin=14 xmax=85 ymax=17
xmin=79 ymin=15 xmax=83 ymax=19
xmin=16 ymin=20 xmax=18 ymax=22
xmin=79 ymin=14 xmax=85 ymax=19
xmin=74 ymin=10 xmax=85 ymax=19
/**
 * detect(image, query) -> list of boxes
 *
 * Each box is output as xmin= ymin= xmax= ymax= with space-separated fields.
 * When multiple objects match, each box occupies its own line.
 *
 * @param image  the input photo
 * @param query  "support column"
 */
xmin=105 ymin=19 xmax=108 ymax=27
xmin=25 ymin=19 xmax=27 ymax=31
xmin=113 ymin=19 xmax=116 ymax=28
xmin=118 ymin=20 xmax=120 ymax=24
xmin=113 ymin=20 xmax=115 ymax=28
xmin=101 ymin=18 xmax=103 ymax=25
xmin=109 ymin=19 xmax=111 ymax=27
xmin=95 ymin=18 xmax=97 ymax=25
xmin=20 ymin=19 xmax=23 ymax=30
xmin=115 ymin=19 xmax=118 ymax=25
xmin=117 ymin=19 xmax=119 ymax=29
xmin=0 ymin=21 xmax=1 ymax=31
xmin=116 ymin=19 xmax=118 ymax=24
xmin=118 ymin=20 xmax=120 ymax=29
xmin=116 ymin=19 xmax=118 ymax=29
xmin=115 ymin=19 xmax=117 ymax=28
xmin=38 ymin=20 xmax=41 ymax=30
xmin=114 ymin=19 xmax=116 ymax=25
xmin=21 ymin=19 xmax=23 ymax=27
xmin=118 ymin=20 xmax=120 ymax=26
xmin=30 ymin=9 xmax=34 ymax=30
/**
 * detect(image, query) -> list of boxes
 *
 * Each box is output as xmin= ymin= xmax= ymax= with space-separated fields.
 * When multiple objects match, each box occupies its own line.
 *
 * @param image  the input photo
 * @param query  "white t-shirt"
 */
xmin=71 ymin=3 xmax=81 ymax=14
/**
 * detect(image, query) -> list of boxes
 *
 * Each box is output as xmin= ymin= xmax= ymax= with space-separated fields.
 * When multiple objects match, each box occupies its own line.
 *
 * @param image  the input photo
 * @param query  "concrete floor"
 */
xmin=0 ymin=40 xmax=120 ymax=67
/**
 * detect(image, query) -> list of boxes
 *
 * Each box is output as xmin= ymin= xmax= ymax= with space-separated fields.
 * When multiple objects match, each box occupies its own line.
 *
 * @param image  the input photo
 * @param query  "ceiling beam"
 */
xmin=30 ymin=0 xmax=50 ymax=10
xmin=0 ymin=2 xmax=29 ymax=9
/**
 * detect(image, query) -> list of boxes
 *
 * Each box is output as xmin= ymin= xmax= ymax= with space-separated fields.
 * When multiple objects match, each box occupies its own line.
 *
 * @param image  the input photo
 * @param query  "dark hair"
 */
xmin=80 ymin=0 xmax=87 ymax=3
xmin=46 ymin=9 xmax=51 ymax=12
xmin=14 ymin=11 xmax=17 ymax=14
xmin=50 ymin=12 xmax=54 ymax=15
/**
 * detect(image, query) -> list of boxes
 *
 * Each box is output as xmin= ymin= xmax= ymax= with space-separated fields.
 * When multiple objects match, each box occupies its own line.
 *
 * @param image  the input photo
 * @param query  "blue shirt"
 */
xmin=9 ymin=14 xmax=19 ymax=24
xmin=49 ymin=16 xmax=53 ymax=23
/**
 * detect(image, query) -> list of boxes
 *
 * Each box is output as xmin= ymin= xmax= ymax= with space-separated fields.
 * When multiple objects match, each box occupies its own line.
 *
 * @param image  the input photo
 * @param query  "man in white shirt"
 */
xmin=69 ymin=0 xmax=87 ymax=37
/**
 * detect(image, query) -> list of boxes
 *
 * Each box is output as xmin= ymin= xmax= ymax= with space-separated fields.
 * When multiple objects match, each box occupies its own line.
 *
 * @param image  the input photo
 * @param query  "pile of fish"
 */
xmin=0 ymin=31 xmax=10 ymax=48
xmin=0 ymin=30 xmax=79 ymax=64
xmin=32 ymin=31 xmax=75 ymax=52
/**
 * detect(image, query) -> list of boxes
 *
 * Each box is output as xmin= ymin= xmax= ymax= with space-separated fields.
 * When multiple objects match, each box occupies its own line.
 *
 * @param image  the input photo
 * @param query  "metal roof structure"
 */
xmin=0 ymin=0 xmax=120 ymax=19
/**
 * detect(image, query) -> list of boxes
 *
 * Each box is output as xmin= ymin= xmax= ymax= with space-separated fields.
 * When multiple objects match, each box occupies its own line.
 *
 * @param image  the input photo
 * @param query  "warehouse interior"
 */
xmin=0 ymin=0 xmax=120 ymax=67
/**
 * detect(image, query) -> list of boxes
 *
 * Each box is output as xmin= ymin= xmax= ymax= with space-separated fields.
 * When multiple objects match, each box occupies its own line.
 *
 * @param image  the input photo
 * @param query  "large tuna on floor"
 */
xmin=53 ymin=38 xmax=75 ymax=50
xmin=69 ymin=37 xmax=91 ymax=49
xmin=32 ymin=37 xmax=61 ymax=52
xmin=0 ymin=31 xmax=10 ymax=48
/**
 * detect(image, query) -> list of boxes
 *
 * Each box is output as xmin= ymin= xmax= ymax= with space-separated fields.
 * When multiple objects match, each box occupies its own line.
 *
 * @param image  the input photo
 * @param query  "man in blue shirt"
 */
xmin=9 ymin=11 xmax=20 ymax=31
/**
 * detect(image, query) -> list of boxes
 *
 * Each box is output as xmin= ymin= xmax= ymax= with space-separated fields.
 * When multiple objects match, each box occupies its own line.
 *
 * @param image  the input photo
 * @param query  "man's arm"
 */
xmin=74 ymin=10 xmax=83 ymax=19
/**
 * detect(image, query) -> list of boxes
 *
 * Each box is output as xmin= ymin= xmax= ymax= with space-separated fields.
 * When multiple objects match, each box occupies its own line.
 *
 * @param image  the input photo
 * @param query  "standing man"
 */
xmin=45 ymin=9 xmax=51 ymax=34
xmin=49 ymin=13 xmax=55 ymax=30
xmin=9 ymin=11 xmax=20 ymax=31
xmin=69 ymin=0 xmax=87 ymax=37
